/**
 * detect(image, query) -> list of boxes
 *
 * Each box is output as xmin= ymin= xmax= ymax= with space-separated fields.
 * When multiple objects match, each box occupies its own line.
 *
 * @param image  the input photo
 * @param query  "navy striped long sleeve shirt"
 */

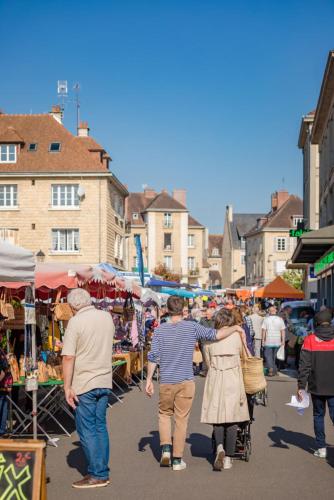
xmin=148 ymin=320 xmax=217 ymax=384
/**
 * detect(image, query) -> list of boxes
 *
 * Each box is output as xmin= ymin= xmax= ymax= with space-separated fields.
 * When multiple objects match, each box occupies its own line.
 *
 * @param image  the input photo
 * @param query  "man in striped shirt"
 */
xmin=146 ymin=296 xmax=242 ymax=471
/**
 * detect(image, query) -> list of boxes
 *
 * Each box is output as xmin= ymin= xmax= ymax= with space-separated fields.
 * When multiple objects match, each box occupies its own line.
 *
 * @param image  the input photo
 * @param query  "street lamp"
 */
xmin=36 ymin=250 xmax=45 ymax=263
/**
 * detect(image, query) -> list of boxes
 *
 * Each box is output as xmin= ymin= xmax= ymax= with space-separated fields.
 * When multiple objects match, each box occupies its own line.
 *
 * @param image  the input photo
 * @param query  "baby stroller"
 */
xmin=212 ymin=394 xmax=258 ymax=462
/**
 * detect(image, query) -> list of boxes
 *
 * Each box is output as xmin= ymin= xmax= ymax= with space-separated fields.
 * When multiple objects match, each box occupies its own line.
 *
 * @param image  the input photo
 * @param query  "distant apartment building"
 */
xmin=222 ymin=206 xmax=263 ymax=288
xmin=0 ymin=106 xmax=128 ymax=268
xmin=292 ymin=50 xmax=334 ymax=307
xmin=245 ymin=191 xmax=303 ymax=286
xmin=208 ymin=234 xmax=223 ymax=288
xmin=126 ymin=187 xmax=210 ymax=286
xmin=298 ymin=111 xmax=319 ymax=230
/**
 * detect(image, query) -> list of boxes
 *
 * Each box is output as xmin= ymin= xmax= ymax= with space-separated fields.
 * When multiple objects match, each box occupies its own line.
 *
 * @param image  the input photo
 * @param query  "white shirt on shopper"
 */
xmin=249 ymin=313 xmax=264 ymax=340
xmin=262 ymin=315 xmax=285 ymax=347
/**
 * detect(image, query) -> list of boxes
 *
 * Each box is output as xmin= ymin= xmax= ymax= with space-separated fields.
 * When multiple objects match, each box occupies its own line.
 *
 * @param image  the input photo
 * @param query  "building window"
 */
xmin=133 ymin=256 xmax=139 ymax=268
xmin=0 ymin=145 xmax=16 ymax=163
xmin=52 ymin=184 xmax=79 ymax=207
xmin=275 ymin=237 xmax=287 ymax=252
xmin=188 ymin=257 xmax=196 ymax=270
xmin=28 ymin=143 xmax=37 ymax=152
xmin=132 ymin=212 xmax=139 ymax=220
xmin=49 ymin=142 xmax=61 ymax=152
xmin=51 ymin=229 xmax=79 ymax=253
xmin=292 ymin=216 xmax=303 ymax=227
xmin=164 ymin=233 xmax=172 ymax=250
xmin=164 ymin=256 xmax=173 ymax=269
xmin=163 ymin=213 xmax=172 ymax=228
xmin=0 ymin=228 xmax=19 ymax=245
xmin=0 ymin=185 xmax=18 ymax=208
xmin=212 ymin=247 xmax=219 ymax=256
xmin=188 ymin=234 xmax=195 ymax=248
xmin=240 ymin=237 xmax=246 ymax=250
xmin=241 ymin=254 xmax=246 ymax=265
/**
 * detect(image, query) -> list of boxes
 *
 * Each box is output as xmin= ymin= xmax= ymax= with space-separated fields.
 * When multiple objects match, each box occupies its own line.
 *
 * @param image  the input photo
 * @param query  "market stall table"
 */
xmin=8 ymin=378 xmax=71 ymax=446
xmin=113 ymin=351 xmax=147 ymax=382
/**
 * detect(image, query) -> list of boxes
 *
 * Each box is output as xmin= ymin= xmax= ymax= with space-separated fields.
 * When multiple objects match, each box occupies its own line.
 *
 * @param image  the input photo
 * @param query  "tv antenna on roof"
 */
xmin=73 ymin=83 xmax=80 ymax=133
xmin=57 ymin=80 xmax=68 ymax=112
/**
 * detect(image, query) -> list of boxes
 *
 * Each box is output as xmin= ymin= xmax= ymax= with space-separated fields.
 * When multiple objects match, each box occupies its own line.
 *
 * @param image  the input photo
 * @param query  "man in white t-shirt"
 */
xmin=262 ymin=306 xmax=285 ymax=376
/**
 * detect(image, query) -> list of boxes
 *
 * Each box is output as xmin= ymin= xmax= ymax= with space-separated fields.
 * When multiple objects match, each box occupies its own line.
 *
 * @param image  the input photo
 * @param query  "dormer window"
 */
xmin=49 ymin=142 xmax=61 ymax=152
xmin=212 ymin=247 xmax=219 ymax=256
xmin=0 ymin=145 xmax=16 ymax=163
xmin=28 ymin=143 xmax=38 ymax=152
xmin=132 ymin=213 xmax=139 ymax=220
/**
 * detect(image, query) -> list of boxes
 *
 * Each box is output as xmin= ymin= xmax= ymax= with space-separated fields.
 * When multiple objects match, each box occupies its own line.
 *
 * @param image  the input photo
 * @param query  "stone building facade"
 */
xmin=0 ymin=107 xmax=128 ymax=268
xmin=126 ymin=188 xmax=210 ymax=287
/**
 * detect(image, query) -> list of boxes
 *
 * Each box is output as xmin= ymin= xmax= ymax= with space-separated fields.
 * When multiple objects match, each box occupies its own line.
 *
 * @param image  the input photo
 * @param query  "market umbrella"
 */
xmin=161 ymin=287 xmax=196 ymax=299
xmin=254 ymin=276 xmax=304 ymax=299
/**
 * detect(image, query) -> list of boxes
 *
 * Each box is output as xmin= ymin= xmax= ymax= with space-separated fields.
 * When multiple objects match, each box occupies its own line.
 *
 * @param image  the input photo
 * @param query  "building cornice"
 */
xmin=312 ymin=51 xmax=334 ymax=144
xmin=298 ymin=113 xmax=314 ymax=149
xmin=0 ymin=170 xmax=128 ymax=195
xmin=143 ymin=208 xmax=188 ymax=213
xmin=246 ymin=227 xmax=292 ymax=238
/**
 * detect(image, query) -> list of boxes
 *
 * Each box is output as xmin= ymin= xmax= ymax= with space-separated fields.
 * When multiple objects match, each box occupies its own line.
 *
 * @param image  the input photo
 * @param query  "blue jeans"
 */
xmin=0 ymin=394 xmax=8 ymax=435
xmin=75 ymin=388 xmax=111 ymax=480
xmin=263 ymin=347 xmax=279 ymax=374
xmin=311 ymin=394 xmax=334 ymax=449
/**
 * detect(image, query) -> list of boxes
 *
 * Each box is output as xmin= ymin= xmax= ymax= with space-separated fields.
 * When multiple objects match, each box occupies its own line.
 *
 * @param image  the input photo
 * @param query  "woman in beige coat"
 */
xmin=201 ymin=309 xmax=249 ymax=471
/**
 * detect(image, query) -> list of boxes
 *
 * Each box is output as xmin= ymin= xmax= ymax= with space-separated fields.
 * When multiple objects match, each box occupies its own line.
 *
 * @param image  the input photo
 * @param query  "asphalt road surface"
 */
xmin=47 ymin=374 xmax=334 ymax=500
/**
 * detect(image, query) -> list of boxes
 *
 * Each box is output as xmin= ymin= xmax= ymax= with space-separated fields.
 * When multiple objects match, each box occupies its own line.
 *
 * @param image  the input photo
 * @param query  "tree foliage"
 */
xmin=282 ymin=269 xmax=304 ymax=290
xmin=153 ymin=263 xmax=181 ymax=283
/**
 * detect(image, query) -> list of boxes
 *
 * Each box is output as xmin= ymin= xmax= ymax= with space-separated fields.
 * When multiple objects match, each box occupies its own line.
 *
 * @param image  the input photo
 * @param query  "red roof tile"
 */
xmin=0 ymin=114 xmax=109 ymax=173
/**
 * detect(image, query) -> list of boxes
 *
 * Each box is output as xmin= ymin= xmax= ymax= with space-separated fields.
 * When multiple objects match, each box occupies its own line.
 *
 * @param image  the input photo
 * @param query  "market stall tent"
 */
xmin=254 ymin=276 xmax=304 ymax=299
xmin=0 ymin=241 xmax=35 ymax=283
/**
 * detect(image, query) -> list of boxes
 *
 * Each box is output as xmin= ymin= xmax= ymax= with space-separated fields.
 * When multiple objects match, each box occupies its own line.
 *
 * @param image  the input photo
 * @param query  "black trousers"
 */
xmin=213 ymin=423 xmax=238 ymax=456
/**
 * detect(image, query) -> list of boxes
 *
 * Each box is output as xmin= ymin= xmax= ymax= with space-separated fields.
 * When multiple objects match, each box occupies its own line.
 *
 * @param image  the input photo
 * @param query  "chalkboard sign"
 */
xmin=0 ymin=439 xmax=46 ymax=500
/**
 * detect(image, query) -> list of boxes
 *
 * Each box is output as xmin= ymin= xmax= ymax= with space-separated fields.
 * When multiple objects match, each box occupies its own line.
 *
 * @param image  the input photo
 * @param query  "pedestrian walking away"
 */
xmin=62 ymin=288 xmax=115 ymax=489
xmin=145 ymin=296 xmax=242 ymax=471
xmin=297 ymin=308 xmax=334 ymax=459
xmin=201 ymin=309 xmax=249 ymax=471
xmin=262 ymin=306 xmax=285 ymax=376
xmin=249 ymin=305 xmax=264 ymax=358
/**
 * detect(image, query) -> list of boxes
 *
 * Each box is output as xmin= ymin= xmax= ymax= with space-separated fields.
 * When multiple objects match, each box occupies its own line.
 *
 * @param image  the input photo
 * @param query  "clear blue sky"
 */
xmin=1 ymin=0 xmax=333 ymax=232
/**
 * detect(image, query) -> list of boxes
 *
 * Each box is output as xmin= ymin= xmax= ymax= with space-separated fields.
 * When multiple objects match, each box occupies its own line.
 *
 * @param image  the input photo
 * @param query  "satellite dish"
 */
xmin=77 ymin=185 xmax=85 ymax=198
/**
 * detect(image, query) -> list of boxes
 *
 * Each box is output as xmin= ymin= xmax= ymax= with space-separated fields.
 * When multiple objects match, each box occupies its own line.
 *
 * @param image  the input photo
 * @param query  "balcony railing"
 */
xmin=188 ymin=268 xmax=200 ymax=277
xmin=163 ymin=244 xmax=173 ymax=252
xmin=163 ymin=222 xmax=173 ymax=229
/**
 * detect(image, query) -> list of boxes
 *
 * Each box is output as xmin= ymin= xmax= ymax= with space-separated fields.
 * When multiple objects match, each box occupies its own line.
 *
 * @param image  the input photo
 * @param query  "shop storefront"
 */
xmin=291 ymin=225 xmax=334 ymax=308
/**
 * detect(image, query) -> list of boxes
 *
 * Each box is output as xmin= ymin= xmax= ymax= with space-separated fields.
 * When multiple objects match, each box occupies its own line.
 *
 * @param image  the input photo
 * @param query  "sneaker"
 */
xmin=314 ymin=448 xmax=327 ymax=459
xmin=160 ymin=445 xmax=171 ymax=467
xmin=213 ymin=444 xmax=225 ymax=471
xmin=223 ymin=456 xmax=233 ymax=470
xmin=172 ymin=459 xmax=187 ymax=471
xmin=72 ymin=476 xmax=110 ymax=489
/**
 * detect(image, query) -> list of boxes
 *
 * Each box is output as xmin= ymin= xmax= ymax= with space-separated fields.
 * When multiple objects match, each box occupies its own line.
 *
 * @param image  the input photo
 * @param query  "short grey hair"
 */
xmin=67 ymin=288 xmax=91 ymax=311
xmin=191 ymin=307 xmax=202 ymax=322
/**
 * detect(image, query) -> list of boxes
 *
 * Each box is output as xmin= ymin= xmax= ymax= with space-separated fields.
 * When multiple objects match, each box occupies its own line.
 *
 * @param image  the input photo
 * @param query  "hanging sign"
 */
xmin=289 ymin=228 xmax=312 ymax=238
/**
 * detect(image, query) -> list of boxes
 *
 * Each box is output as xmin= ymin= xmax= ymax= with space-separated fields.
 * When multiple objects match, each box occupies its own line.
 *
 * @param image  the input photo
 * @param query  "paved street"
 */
xmin=47 ymin=375 xmax=334 ymax=500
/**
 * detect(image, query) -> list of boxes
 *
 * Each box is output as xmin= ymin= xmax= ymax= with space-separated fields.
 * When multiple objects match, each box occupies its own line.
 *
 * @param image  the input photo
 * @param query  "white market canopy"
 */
xmin=0 ymin=241 xmax=35 ymax=283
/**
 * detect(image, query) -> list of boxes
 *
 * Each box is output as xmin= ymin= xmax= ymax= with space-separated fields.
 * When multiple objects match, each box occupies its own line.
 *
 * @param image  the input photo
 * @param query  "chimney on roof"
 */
xmin=271 ymin=190 xmax=289 ymax=211
xmin=49 ymin=105 xmax=63 ymax=124
xmin=143 ymin=187 xmax=156 ymax=199
xmin=172 ymin=189 xmax=187 ymax=207
xmin=78 ymin=121 xmax=90 ymax=137
xmin=226 ymin=205 xmax=233 ymax=223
